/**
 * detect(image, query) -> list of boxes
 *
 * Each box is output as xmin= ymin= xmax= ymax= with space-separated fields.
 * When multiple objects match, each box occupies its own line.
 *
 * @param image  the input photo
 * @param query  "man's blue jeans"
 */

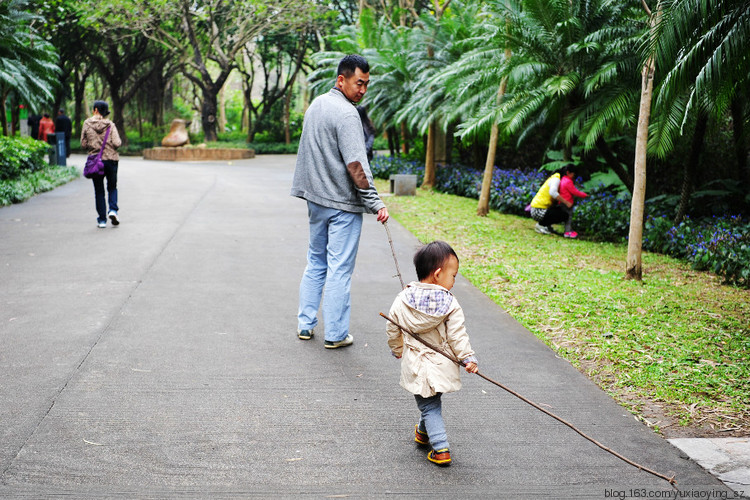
xmin=415 ymin=393 xmax=449 ymax=451
xmin=298 ymin=201 xmax=363 ymax=342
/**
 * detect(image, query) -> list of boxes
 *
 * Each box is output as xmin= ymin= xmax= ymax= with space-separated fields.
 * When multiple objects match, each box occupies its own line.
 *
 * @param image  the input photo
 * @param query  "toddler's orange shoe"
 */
xmin=414 ymin=424 xmax=429 ymax=446
xmin=427 ymin=448 xmax=452 ymax=466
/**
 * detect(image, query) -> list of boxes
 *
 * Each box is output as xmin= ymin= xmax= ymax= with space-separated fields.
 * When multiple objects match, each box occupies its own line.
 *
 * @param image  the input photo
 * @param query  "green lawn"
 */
xmin=378 ymin=181 xmax=750 ymax=437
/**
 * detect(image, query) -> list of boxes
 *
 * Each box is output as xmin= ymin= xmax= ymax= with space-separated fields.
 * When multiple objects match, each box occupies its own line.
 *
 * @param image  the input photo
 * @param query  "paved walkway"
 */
xmin=0 ymin=154 xmax=745 ymax=498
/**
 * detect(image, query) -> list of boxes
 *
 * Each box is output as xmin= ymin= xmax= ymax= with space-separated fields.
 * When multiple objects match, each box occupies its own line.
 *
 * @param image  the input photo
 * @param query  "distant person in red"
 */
xmin=559 ymin=164 xmax=588 ymax=239
xmin=37 ymin=113 xmax=55 ymax=141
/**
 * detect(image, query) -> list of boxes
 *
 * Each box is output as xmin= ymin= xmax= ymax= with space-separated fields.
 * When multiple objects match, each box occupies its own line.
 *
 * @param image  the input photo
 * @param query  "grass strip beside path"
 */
xmin=378 ymin=182 xmax=750 ymax=438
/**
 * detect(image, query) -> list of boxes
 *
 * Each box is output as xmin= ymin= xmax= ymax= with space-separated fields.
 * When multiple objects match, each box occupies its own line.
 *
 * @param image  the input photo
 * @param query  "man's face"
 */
xmin=336 ymin=68 xmax=370 ymax=103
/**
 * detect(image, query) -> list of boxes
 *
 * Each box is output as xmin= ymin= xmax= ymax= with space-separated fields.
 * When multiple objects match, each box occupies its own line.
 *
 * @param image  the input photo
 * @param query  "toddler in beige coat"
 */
xmin=386 ymin=241 xmax=478 ymax=466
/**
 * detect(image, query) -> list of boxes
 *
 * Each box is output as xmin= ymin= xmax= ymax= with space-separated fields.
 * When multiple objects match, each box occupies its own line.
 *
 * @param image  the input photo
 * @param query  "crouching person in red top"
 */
xmin=559 ymin=164 xmax=588 ymax=238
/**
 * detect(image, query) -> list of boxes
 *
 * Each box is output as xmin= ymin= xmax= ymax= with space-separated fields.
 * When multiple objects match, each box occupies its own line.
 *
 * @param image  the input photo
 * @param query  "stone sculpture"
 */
xmin=161 ymin=119 xmax=190 ymax=147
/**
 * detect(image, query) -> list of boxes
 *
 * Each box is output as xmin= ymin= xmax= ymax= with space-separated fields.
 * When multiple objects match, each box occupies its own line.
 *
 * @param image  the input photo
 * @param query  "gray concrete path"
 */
xmin=0 ymin=154 xmax=744 ymax=498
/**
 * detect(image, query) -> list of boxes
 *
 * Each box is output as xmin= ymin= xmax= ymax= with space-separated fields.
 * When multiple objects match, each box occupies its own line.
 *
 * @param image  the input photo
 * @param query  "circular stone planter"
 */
xmin=143 ymin=147 xmax=255 ymax=161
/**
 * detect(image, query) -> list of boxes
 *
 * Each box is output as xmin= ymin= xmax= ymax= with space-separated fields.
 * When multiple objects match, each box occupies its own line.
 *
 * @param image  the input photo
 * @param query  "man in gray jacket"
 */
xmin=291 ymin=54 xmax=389 ymax=349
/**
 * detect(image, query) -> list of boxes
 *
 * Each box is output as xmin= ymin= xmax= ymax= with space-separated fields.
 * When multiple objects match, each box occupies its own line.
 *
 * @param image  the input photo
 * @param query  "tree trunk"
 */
xmin=731 ymin=93 xmax=747 ymax=184
xmin=423 ymin=121 xmax=436 ymax=189
xmin=110 ymin=92 xmax=128 ymax=147
xmin=435 ymin=121 xmax=446 ymax=164
xmin=626 ymin=45 xmax=657 ymax=282
xmin=400 ymin=122 xmax=409 ymax=155
xmin=284 ymin=89 xmax=292 ymax=144
xmin=388 ymin=126 xmax=400 ymax=156
xmin=218 ymin=85 xmax=226 ymax=134
xmin=243 ymin=82 xmax=253 ymax=142
xmin=596 ymin=137 xmax=634 ymax=193
xmin=477 ymin=124 xmax=499 ymax=216
xmin=674 ymin=112 xmax=708 ymax=225
xmin=0 ymin=93 xmax=7 ymax=136
xmin=202 ymin=88 xmax=219 ymax=142
xmin=445 ymin=123 xmax=454 ymax=164
xmin=284 ymin=74 xmax=298 ymax=145
xmin=74 ymin=68 xmax=87 ymax=139
xmin=478 ymin=75 xmax=509 ymax=216
xmin=10 ymin=97 xmax=19 ymax=136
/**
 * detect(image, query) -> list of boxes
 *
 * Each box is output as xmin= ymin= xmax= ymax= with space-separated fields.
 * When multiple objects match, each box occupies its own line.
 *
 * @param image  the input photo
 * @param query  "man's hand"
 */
xmin=377 ymin=207 xmax=389 ymax=223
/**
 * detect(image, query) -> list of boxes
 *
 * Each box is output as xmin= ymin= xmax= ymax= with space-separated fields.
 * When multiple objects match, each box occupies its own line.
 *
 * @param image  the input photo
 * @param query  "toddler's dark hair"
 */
xmin=414 ymin=241 xmax=459 ymax=281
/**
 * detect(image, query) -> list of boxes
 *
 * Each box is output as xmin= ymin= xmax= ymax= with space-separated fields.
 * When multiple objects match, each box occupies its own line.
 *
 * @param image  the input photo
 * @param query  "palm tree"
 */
xmin=394 ymin=0 xmax=485 ymax=187
xmin=454 ymin=0 xmax=647 ymax=189
xmin=627 ymin=0 xmax=749 ymax=279
xmin=650 ymin=0 xmax=750 ymax=132
xmin=363 ymin=24 xmax=418 ymax=154
xmin=626 ymin=2 xmax=660 ymax=282
xmin=0 ymin=0 xmax=59 ymax=135
xmin=647 ymin=0 xmax=750 ymax=218
xmin=308 ymin=15 xmax=419 ymax=156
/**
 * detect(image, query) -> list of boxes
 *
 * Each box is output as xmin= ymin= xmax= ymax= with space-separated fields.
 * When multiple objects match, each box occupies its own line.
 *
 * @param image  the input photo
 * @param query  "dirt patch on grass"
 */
xmin=576 ymin=357 xmax=749 ymax=439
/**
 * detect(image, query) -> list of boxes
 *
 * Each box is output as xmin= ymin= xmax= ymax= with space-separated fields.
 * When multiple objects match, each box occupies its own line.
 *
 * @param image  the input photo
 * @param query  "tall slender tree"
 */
xmin=626 ymin=1 xmax=661 ymax=281
xmin=454 ymin=0 xmax=646 ymax=190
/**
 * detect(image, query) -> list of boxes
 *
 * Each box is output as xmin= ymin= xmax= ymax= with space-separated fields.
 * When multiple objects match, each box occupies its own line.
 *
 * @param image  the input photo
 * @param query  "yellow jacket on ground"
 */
xmin=530 ymin=173 xmax=561 ymax=209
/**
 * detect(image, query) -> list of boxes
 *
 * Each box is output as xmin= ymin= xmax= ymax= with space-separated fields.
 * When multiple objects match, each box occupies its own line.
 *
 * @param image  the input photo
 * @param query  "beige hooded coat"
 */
xmin=386 ymin=282 xmax=475 ymax=398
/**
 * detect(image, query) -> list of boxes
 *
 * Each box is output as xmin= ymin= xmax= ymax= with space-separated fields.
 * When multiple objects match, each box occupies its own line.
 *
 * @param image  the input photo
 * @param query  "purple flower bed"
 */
xmin=371 ymin=156 xmax=750 ymax=287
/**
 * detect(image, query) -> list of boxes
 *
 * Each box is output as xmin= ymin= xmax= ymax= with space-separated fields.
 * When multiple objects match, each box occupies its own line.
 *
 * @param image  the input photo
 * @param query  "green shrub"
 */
xmin=574 ymin=188 xmax=632 ymax=242
xmin=247 ymin=142 xmax=299 ymax=154
xmin=371 ymin=155 xmax=425 ymax=181
xmin=644 ymin=215 xmax=750 ymax=287
xmin=0 ymin=136 xmax=49 ymax=180
xmin=0 ymin=165 xmax=78 ymax=206
xmin=217 ymin=130 xmax=247 ymax=142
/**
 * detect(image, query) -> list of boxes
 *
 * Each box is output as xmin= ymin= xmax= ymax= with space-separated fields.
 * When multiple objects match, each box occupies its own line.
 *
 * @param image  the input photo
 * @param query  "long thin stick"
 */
xmin=383 ymin=222 xmax=405 ymax=289
xmin=380 ymin=312 xmax=677 ymax=487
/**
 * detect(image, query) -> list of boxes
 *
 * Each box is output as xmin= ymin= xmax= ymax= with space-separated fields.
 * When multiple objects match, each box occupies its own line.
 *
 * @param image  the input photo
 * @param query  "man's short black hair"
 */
xmin=337 ymin=54 xmax=369 ymax=78
xmin=414 ymin=241 xmax=459 ymax=281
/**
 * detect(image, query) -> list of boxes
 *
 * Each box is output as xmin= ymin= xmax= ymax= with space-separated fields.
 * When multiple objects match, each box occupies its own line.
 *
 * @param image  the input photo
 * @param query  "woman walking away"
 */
xmin=80 ymin=101 xmax=122 ymax=228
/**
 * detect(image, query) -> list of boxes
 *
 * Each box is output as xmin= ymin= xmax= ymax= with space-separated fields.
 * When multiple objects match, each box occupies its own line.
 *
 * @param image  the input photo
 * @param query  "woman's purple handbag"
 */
xmin=83 ymin=126 xmax=111 ymax=178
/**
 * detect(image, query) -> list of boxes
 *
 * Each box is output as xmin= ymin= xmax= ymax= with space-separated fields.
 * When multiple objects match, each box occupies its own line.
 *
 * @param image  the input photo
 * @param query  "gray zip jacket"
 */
xmin=290 ymin=88 xmax=385 ymax=214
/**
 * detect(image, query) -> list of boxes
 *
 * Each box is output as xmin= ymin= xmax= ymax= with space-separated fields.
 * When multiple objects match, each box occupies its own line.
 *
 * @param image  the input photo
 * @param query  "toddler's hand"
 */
xmin=464 ymin=362 xmax=478 ymax=373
